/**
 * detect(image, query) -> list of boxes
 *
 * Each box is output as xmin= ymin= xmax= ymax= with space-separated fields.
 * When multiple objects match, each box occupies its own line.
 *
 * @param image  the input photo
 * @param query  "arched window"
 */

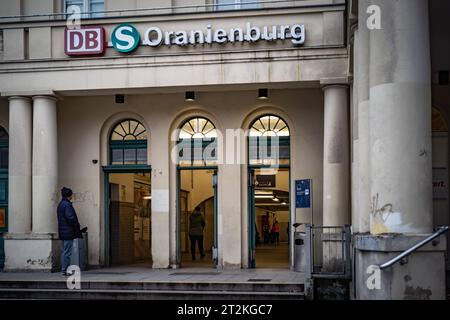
xmin=178 ymin=117 xmax=217 ymax=166
xmin=109 ymin=119 xmax=147 ymax=165
xmin=249 ymin=115 xmax=290 ymax=165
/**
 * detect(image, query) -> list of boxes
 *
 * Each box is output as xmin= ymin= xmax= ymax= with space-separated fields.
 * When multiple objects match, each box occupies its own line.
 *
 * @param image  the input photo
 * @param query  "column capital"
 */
xmin=32 ymin=95 xmax=58 ymax=102
xmin=320 ymin=77 xmax=350 ymax=90
xmin=1 ymin=90 xmax=58 ymax=98
xmin=7 ymin=96 xmax=32 ymax=102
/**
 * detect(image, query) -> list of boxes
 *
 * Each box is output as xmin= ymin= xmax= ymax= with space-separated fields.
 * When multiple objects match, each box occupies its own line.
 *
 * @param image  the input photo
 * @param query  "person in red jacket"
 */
xmin=271 ymin=220 xmax=280 ymax=246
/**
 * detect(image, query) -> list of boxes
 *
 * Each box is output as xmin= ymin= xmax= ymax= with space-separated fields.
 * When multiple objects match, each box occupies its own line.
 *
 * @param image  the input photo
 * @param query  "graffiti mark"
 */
xmin=371 ymin=193 xmax=394 ymax=222
xmin=26 ymin=257 xmax=51 ymax=267
xmin=370 ymin=193 xmax=395 ymax=234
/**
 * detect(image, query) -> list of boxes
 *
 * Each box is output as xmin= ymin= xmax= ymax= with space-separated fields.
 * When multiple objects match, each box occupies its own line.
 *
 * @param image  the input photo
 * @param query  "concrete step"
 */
xmin=0 ymin=287 xmax=305 ymax=300
xmin=0 ymin=279 xmax=305 ymax=300
xmin=0 ymin=280 xmax=303 ymax=292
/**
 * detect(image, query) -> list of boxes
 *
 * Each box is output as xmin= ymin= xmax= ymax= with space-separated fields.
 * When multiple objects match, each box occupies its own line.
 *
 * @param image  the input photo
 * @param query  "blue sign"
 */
xmin=296 ymin=179 xmax=311 ymax=208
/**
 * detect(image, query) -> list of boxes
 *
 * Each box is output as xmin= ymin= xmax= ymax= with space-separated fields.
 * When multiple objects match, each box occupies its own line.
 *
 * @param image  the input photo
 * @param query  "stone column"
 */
xmin=32 ymin=96 xmax=58 ymax=234
xmin=4 ymin=95 xmax=60 ymax=271
xmin=219 ymin=160 xmax=241 ymax=269
xmin=322 ymin=83 xmax=350 ymax=227
xmin=150 ymin=124 xmax=170 ymax=269
xmin=351 ymin=28 xmax=360 ymax=232
xmin=4 ymin=96 xmax=33 ymax=271
xmin=7 ymin=96 xmax=32 ymax=234
xmin=321 ymin=82 xmax=350 ymax=273
xmin=355 ymin=0 xmax=446 ymax=300
xmin=356 ymin=0 xmax=371 ymax=233
xmin=368 ymin=0 xmax=432 ymax=235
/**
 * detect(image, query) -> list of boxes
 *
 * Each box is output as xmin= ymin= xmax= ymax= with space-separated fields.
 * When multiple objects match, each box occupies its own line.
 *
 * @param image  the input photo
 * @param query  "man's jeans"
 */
xmin=61 ymin=240 xmax=73 ymax=272
xmin=189 ymin=235 xmax=204 ymax=259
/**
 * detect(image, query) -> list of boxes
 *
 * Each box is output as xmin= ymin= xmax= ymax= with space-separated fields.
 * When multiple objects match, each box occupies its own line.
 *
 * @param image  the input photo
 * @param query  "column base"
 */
xmin=354 ymin=234 xmax=447 ymax=300
xmin=3 ymin=233 xmax=61 ymax=272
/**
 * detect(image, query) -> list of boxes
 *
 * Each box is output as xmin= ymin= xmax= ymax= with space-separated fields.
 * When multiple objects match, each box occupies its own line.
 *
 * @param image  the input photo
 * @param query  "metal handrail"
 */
xmin=379 ymin=226 xmax=449 ymax=270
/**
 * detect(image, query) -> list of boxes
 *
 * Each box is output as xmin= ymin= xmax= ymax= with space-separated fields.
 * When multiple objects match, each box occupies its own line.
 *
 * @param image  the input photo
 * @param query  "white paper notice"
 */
xmin=151 ymin=189 xmax=169 ymax=213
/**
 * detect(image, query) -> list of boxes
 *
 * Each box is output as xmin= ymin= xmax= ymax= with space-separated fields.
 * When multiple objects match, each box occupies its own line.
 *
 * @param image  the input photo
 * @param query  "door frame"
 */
xmin=247 ymin=164 xmax=291 ymax=269
xmin=176 ymin=165 xmax=218 ymax=267
xmin=0 ymin=170 xmax=8 ymax=269
xmin=102 ymin=165 xmax=151 ymax=267
xmin=0 ymin=171 xmax=8 ymax=234
xmin=0 ymin=133 xmax=9 ymax=268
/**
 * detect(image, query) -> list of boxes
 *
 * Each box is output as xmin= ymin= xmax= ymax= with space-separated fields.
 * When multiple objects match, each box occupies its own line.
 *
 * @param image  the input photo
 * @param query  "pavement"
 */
xmin=0 ymin=264 xmax=305 ymax=285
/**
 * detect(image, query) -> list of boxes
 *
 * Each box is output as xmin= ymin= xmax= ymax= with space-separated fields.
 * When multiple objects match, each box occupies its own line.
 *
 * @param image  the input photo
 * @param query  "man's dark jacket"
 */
xmin=57 ymin=198 xmax=82 ymax=240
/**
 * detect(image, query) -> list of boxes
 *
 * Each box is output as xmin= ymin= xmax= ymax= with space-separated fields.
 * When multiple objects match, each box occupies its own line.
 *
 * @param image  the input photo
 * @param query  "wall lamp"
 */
xmin=185 ymin=91 xmax=195 ymax=102
xmin=258 ymin=88 xmax=268 ymax=100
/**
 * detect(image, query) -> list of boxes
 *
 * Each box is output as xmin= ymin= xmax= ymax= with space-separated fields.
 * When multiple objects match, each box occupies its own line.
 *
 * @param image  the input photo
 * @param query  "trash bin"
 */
xmin=70 ymin=232 xmax=88 ymax=271
xmin=294 ymin=231 xmax=306 ymax=273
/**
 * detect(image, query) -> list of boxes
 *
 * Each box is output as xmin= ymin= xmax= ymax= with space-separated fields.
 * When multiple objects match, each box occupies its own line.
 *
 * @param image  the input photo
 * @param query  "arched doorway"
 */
xmin=176 ymin=117 xmax=218 ymax=268
xmin=247 ymin=115 xmax=291 ymax=269
xmin=103 ymin=119 xmax=151 ymax=266
xmin=0 ymin=126 xmax=8 ymax=269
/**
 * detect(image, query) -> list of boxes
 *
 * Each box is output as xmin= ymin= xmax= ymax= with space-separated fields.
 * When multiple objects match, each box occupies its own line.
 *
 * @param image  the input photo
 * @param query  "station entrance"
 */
xmin=178 ymin=168 xmax=217 ymax=268
xmin=104 ymin=119 xmax=151 ymax=266
xmin=249 ymin=168 xmax=290 ymax=269
xmin=248 ymin=115 xmax=291 ymax=269
xmin=106 ymin=172 xmax=152 ymax=266
xmin=176 ymin=117 xmax=218 ymax=268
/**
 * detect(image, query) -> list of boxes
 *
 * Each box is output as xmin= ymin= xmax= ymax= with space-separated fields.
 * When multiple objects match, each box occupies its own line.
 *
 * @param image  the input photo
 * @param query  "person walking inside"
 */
xmin=271 ymin=220 xmax=281 ymax=246
xmin=57 ymin=187 xmax=82 ymax=276
xmin=189 ymin=206 xmax=206 ymax=260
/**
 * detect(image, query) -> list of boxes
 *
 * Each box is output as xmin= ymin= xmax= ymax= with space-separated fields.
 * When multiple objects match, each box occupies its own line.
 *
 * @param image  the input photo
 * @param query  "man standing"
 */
xmin=57 ymin=187 xmax=82 ymax=276
xmin=271 ymin=220 xmax=280 ymax=246
xmin=189 ymin=206 xmax=206 ymax=261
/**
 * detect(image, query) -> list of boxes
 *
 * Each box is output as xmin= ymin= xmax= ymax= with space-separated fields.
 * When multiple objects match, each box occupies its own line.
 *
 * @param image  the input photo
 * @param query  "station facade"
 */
xmin=0 ymin=0 xmax=449 ymax=299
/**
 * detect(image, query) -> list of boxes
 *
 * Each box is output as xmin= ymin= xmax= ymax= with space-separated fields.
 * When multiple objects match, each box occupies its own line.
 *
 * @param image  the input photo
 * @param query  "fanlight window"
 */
xmin=249 ymin=115 xmax=290 ymax=166
xmin=179 ymin=118 xmax=217 ymax=139
xmin=111 ymin=120 xmax=147 ymax=141
xmin=178 ymin=117 xmax=217 ymax=166
xmin=250 ymin=115 xmax=290 ymax=137
xmin=110 ymin=120 xmax=148 ymax=165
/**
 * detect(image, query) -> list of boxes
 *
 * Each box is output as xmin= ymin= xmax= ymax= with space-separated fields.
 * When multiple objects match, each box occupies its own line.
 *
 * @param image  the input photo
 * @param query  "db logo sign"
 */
xmin=65 ymin=26 xmax=105 ymax=56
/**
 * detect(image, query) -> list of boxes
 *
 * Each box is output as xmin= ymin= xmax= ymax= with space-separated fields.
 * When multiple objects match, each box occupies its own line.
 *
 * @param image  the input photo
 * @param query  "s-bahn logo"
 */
xmin=111 ymin=24 xmax=140 ymax=53
xmin=65 ymin=26 xmax=105 ymax=56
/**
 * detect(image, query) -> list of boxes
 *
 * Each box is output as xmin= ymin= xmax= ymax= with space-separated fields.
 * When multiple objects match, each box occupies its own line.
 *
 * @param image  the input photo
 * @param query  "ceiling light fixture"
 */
xmin=258 ymin=88 xmax=268 ymax=100
xmin=255 ymin=195 xmax=275 ymax=199
xmin=185 ymin=91 xmax=195 ymax=102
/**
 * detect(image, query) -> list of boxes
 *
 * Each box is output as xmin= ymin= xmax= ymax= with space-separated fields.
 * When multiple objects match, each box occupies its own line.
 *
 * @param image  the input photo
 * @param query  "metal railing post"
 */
xmin=304 ymin=223 xmax=314 ymax=299
xmin=344 ymin=224 xmax=352 ymax=278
